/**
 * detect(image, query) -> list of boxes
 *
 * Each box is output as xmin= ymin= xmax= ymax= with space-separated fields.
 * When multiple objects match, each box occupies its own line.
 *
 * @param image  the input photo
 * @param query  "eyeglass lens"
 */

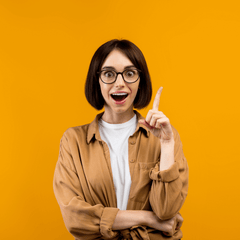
xmin=100 ymin=69 xmax=139 ymax=84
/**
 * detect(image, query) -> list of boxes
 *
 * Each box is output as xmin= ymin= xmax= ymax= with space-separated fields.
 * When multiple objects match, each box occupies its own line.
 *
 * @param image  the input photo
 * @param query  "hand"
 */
xmin=138 ymin=87 xmax=174 ymax=143
xmin=146 ymin=212 xmax=183 ymax=236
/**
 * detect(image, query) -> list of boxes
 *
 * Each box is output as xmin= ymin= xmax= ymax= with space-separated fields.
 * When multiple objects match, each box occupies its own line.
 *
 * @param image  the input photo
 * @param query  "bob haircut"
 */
xmin=85 ymin=39 xmax=152 ymax=110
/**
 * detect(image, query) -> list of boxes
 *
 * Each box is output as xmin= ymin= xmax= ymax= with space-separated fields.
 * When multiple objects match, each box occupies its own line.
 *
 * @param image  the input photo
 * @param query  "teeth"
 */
xmin=112 ymin=93 xmax=128 ymax=96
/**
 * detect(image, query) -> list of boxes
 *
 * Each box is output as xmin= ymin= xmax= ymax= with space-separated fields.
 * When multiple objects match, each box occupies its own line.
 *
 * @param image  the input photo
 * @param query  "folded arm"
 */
xmin=113 ymin=210 xmax=183 ymax=236
xmin=53 ymin=134 xmax=120 ymax=240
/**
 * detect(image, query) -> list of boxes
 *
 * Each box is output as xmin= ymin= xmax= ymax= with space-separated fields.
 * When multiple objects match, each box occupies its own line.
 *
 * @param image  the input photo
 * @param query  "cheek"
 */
xmin=132 ymin=83 xmax=140 ymax=96
xmin=131 ymin=84 xmax=140 ymax=103
xmin=99 ymin=81 xmax=110 ymax=99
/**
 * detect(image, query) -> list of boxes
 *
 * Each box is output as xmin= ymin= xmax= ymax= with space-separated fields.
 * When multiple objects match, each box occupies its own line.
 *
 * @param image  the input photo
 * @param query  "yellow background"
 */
xmin=1 ymin=0 xmax=239 ymax=239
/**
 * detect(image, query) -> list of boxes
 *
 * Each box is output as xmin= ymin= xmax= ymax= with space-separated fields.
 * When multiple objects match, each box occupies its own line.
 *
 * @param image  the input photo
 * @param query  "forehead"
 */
xmin=101 ymin=49 xmax=134 ymax=69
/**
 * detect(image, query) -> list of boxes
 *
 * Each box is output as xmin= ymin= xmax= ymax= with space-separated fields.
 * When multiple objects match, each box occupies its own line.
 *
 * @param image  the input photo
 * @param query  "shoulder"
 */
xmin=170 ymin=125 xmax=182 ymax=143
xmin=60 ymin=112 xmax=103 ymax=144
xmin=60 ymin=124 xmax=90 ymax=147
xmin=170 ymin=125 xmax=185 ymax=158
xmin=63 ymin=124 xmax=89 ymax=138
xmin=171 ymin=124 xmax=179 ymax=137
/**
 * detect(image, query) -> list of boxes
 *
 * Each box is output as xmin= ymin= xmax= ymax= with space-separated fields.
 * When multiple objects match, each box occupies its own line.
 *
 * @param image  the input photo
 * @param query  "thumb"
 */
xmin=138 ymin=119 xmax=154 ymax=130
xmin=138 ymin=119 xmax=145 ymax=124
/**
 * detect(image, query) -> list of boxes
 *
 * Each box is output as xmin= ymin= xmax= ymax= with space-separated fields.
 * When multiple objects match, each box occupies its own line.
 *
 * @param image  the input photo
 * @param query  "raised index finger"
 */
xmin=152 ymin=86 xmax=163 ymax=110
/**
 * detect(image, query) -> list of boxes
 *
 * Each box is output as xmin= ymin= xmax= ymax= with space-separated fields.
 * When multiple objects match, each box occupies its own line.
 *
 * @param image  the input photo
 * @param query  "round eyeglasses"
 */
xmin=98 ymin=68 xmax=141 ymax=84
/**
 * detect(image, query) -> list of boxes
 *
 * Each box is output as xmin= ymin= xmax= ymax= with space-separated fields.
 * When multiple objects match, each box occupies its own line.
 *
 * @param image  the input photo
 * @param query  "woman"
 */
xmin=53 ymin=39 xmax=188 ymax=240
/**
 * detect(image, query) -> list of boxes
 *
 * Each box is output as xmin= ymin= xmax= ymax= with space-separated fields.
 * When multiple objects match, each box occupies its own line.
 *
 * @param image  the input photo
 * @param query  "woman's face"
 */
xmin=99 ymin=49 xmax=140 ymax=117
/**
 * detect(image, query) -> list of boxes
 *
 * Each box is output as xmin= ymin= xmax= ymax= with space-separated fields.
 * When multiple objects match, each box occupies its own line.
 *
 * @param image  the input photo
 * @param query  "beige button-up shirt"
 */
xmin=53 ymin=111 xmax=188 ymax=240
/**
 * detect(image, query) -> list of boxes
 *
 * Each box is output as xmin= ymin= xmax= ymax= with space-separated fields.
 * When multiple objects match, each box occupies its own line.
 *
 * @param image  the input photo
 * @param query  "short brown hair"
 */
xmin=85 ymin=39 xmax=152 ymax=110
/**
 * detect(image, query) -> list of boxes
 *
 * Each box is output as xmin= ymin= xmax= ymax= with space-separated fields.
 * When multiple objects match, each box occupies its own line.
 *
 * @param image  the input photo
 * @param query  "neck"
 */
xmin=101 ymin=107 xmax=135 ymax=124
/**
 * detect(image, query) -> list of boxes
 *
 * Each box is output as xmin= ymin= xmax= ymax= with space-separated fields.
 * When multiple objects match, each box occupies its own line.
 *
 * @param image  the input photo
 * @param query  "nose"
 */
xmin=115 ymin=73 xmax=125 ymax=87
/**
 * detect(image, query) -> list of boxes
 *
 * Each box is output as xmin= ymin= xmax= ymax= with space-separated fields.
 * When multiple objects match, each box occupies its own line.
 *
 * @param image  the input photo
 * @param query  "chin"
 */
xmin=112 ymin=108 xmax=128 ymax=114
xmin=114 ymin=105 xmax=134 ymax=114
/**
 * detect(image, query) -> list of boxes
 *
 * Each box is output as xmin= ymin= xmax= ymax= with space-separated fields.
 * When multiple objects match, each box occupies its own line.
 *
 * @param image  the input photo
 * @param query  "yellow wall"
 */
xmin=1 ymin=1 xmax=239 ymax=239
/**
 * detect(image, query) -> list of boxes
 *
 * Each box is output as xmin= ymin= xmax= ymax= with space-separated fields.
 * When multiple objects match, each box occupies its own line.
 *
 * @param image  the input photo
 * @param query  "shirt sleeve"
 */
xmin=149 ymin=126 xmax=189 ymax=220
xmin=53 ymin=133 xmax=120 ymax=240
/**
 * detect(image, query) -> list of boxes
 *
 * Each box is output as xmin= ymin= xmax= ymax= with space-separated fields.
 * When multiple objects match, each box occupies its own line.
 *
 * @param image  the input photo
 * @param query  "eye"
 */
xmin=103 ymin=71 xmax=115 ymax=78
xmin=125 ymin=69 xmax=137 ymax=78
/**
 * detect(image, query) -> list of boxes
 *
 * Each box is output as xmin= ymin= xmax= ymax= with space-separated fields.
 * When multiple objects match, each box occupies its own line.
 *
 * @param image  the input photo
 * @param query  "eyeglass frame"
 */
xmin=98 ymin=68 xmax=141 ymax=84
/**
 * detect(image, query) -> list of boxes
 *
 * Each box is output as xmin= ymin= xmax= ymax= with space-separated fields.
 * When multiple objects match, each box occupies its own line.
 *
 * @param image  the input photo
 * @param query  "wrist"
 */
xmin=159 ymin=139 xmax=175 ymax=171
xmin=142 ymin=211 xmax=155 ymax=227
xmin=113 ymin=210 xmax=152 ymax=230
xmin=160 ymin=139 xmax=175 ymax=147
xmin=135 ymin=210 xmax=149 ymax=226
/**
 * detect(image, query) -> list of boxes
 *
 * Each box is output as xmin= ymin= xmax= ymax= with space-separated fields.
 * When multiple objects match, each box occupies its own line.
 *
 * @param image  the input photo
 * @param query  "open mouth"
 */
xmin=111 ymin=93 xmax=128 ymax=102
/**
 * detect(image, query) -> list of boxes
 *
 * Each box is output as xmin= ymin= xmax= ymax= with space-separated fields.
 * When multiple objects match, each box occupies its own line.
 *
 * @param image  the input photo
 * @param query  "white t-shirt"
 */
xmin=98 ymin=114 xmax=137 ymax=210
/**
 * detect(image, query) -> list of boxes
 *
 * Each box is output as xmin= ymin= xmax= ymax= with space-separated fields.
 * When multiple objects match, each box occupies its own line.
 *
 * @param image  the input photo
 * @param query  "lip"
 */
xmin=110 ymin=91 xmax=129 ymax=95
xmin=110 ymin=91 xmax=129 ymax=105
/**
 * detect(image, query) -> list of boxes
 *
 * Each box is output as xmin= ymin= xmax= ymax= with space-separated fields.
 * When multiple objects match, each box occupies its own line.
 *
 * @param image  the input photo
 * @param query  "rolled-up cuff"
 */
xmin=100 ymin=207 xmax=120 ymax=239
xmin=149 ymin=162 xmax=179 ymax=182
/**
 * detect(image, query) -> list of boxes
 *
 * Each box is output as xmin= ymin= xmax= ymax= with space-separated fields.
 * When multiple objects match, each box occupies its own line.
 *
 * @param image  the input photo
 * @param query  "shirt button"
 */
xmin=130 ymin=159 xmax=135 ymax=163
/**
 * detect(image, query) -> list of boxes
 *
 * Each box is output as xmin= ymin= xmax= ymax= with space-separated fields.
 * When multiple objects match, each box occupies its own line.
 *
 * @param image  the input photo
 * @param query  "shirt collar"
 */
xmin=87 ymin=110 xmax=150 ymax=144
xmin=134 ymin=110 xmax=150 ymax=137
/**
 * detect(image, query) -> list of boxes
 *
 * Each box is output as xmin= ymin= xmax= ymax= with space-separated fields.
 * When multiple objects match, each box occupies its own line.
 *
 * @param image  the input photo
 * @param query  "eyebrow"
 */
xmin=102 ymin=65 xmax=136 ymax=70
